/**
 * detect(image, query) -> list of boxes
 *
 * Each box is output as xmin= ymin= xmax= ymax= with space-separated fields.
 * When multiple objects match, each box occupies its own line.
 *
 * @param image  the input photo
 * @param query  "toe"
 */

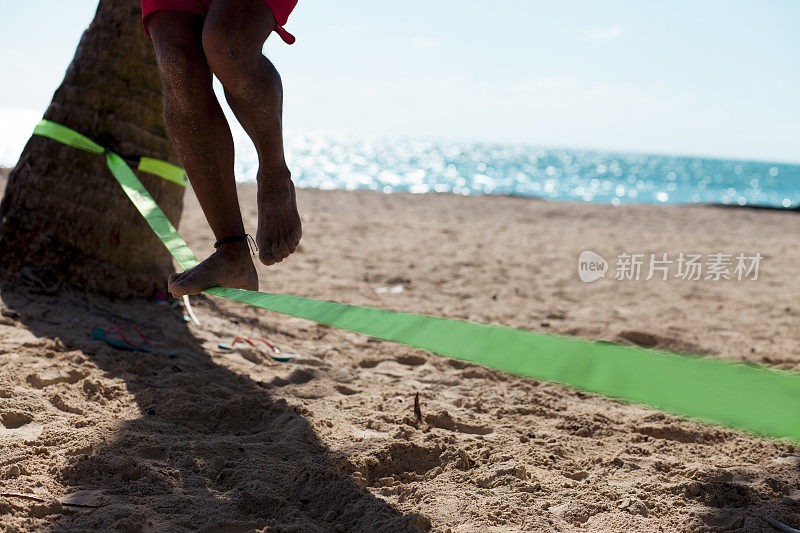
xmin=168 ymin=280 xmax=188 ymax=298
xmin=258 ymin=249 xmax=276 ymax=266
xmin=271 ymin=241 xmax=284 ymax=263
xmin=275 ymin=240 xmax=291 ymax=260
xmin=290 ymin=229 xmax=302 ymax=248
xmin=171 ymin=268 xmax=194 ymax=283
xmin=170 ymin=268 xmax=207 ymax=295
xmin=288 ymin=233 xmax=301 ymax=254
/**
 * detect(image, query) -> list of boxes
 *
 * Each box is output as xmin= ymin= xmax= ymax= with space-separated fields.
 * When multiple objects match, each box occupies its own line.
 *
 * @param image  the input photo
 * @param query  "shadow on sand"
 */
xmin=1 ymin=286 xmax=427 ymax=532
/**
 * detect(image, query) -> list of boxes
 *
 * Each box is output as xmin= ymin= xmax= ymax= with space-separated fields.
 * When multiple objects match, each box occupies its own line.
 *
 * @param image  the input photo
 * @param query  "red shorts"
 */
xmin=141 ymin=0 xmax=297 ymax=44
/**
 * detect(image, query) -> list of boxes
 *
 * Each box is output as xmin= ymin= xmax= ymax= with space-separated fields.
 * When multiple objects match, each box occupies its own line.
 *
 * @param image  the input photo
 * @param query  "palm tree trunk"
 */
xmin=0 ymin=0 xmax=182 ymax=298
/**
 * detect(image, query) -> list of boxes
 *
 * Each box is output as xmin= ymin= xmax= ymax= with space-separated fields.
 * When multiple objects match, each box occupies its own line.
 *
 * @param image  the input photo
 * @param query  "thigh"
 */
xmin=147 ymin=11 xmax=206 ymax=65
xmin=204 ymin=0 xmax=276 ymax=51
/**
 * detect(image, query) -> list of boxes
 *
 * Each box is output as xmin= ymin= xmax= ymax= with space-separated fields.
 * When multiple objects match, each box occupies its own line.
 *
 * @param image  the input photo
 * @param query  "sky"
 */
xmin=1 ymin=0 xmax=798 ymax=163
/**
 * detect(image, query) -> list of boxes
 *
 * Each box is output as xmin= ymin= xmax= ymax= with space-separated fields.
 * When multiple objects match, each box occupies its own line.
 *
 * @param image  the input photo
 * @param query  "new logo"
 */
xmin=578 ymin=250 xmax=608 ymax=282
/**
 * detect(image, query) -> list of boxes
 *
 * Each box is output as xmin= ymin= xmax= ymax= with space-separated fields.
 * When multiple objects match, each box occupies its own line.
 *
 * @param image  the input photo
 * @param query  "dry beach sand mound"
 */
xmin=2 ymin=172 xmax=800 ymax=531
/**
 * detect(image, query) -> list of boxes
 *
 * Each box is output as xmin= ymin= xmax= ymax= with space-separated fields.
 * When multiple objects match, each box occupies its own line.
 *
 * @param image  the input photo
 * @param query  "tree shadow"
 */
xmin=0 ymin=286 xmax=427 ymax=532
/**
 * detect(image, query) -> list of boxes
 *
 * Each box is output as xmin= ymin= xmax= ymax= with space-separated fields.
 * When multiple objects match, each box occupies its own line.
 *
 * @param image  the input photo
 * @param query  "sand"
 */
xmin=2 ymin=168 xmax=800 ymax=532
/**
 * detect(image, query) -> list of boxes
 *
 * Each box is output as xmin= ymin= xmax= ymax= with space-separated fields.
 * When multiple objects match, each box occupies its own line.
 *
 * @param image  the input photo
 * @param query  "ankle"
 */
xmin=216 ymin=241 xmax=250 ymax=257
xmin=214 ymin=235 xmax=255 ymax=257
xmin=257 ymin=167 xmax=292 ymax=190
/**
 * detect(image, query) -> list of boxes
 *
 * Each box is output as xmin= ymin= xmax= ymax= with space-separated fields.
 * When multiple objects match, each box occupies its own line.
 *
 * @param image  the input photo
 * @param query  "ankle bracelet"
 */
xmin=214 ymin=234 xmax=259 ymax=255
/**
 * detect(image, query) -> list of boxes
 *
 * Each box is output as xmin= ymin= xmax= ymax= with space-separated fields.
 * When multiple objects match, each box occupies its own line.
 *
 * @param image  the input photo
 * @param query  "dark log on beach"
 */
xmin=0 ymin=0 xmax=182 ymax=298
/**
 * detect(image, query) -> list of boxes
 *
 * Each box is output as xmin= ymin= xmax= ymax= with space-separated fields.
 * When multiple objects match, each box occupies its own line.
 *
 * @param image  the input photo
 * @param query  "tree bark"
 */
xmin=0 ymin=0 xmax=182 ymax=298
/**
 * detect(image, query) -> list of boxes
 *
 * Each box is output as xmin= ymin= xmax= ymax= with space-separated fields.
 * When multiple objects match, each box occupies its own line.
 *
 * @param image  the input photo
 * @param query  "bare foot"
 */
xmin=257 ymin=177 xmax=302 ymax=266
xmin=167 ymin=241 xmax=258 ymax=297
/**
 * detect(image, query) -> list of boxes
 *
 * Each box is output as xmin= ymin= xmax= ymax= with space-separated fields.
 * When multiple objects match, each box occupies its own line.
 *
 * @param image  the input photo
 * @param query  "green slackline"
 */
xmin=32 ymin=119 xmax=800 ymax=442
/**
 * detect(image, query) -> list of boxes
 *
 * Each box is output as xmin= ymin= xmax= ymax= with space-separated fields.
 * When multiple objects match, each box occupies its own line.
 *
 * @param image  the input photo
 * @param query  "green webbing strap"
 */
xmin=32 ymin=120 xmax=800 ymax=442
xmin=33 ymin=120 xmax=187 ymax=187
xmin=137 ymin=157 xmax=187 ymax=187
xmin=34 ymin=119 xmax=104 ymax=154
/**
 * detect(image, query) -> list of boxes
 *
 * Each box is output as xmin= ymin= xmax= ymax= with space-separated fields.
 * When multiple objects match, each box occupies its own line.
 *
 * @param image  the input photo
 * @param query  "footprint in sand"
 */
xmin=135 ymin=446 xmax=167 ymax=461
xmin=635 ymin=424 xmax=725 ymax=444
xmin=357 ymin=442 xmax=445 ymax=486
xmin=425 ymin=410 xmax=493 ymax=435
xmin=49 ymin=394 xmax=84 ymax=415
xmin=357 ymin=358 xmax=383 ymax=368
xmin=476 ymin=463 xmax=530 ymax=488
xmin=26 ymin=369 xmax=87 ymax=389
xmin=0 ymin=410 xmax=33 ymax=429
xmin=395 ymin=354 xmax=426 ymax=366
xmin=57 ymin=489 xmax=106 ymax=509
xmin=268 ymin=368 xmax=316 ymax=387
xmin=335 ymin=384 xmax=359 ymax=396
xmin=617 ymin=330 xmax=659 ymax=347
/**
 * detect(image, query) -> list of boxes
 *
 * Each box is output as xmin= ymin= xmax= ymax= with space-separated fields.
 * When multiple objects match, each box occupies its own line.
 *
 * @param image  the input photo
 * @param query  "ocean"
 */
xmin=3 ymin=109 xmax=799 ymax=209
xmin=272 ymin=135 xmax=800 ymax=209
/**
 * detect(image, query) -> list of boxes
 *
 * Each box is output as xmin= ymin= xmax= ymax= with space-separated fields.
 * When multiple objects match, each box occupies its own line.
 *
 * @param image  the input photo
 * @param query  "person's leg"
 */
xmin=201 ymin=0 xmax=301 ymax=266
xmin=147 ymin=11 xmax=258 ymax=296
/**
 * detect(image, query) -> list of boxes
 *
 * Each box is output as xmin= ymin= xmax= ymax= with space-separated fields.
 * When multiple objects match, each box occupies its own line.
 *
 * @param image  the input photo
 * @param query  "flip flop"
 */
xmin=92 ymin=324 xmax=176 ymax=357
xmin=92 ymin=328 xmax=144 ymax=351
xmin=218 ymin=336 xmax=298 ymax=362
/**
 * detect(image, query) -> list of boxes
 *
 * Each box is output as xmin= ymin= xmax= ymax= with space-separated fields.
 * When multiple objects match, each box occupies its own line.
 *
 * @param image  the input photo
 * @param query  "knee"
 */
xmin=201 ymin=24 xmax=259 ymax=85
xmin=155 ymin=39 xmax=211 ymax=92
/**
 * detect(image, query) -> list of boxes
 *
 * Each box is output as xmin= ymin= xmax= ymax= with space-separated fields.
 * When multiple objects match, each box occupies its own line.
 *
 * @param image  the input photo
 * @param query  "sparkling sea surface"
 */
xmin=233 ymin=135 xmax=800 ymax=208
xmin=2 ymin=109 xmax=797 ymax=208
